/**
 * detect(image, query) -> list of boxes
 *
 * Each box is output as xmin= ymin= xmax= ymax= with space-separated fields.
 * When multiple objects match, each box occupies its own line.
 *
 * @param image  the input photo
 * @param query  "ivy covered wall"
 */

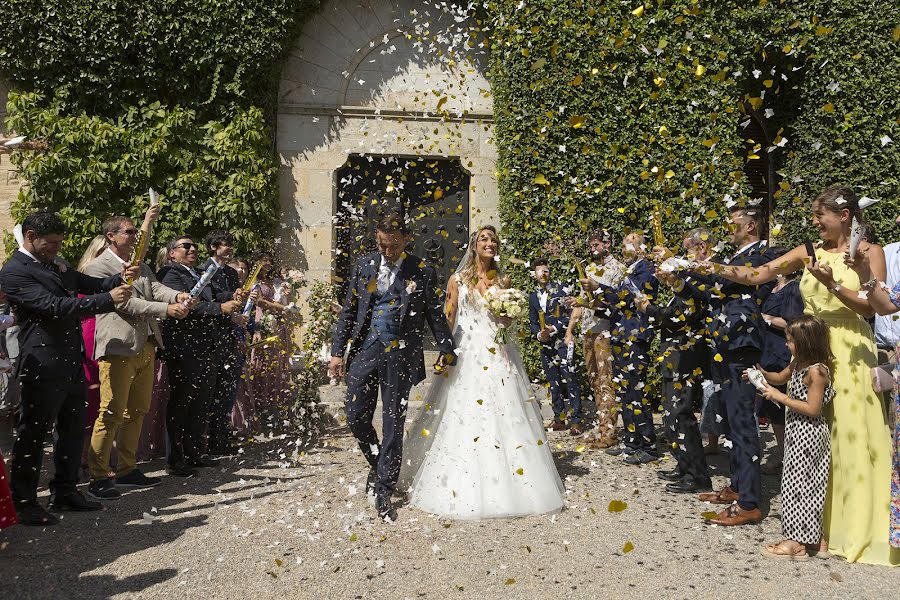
xmin=0 ymin=0 xmax=320 ymax=258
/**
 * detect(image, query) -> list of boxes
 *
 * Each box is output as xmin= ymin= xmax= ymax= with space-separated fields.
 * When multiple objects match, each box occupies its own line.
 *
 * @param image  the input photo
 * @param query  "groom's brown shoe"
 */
xmin=548 ymin=421 xmax=567 ymax=432
xmin=698 ymin=485 xmax=739 ymax=504
xmin=706 ymin=503 xmax=763 ymax=526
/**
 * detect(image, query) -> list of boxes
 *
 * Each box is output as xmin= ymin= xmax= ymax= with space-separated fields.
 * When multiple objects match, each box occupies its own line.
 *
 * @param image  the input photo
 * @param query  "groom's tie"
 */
xmin=377 ymin=260 xmax=394 ymax=295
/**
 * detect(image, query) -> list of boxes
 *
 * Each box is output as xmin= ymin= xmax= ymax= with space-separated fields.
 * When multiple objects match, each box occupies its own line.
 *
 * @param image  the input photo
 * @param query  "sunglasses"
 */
xmin=175 ymin=242 xmax=198 ymax=251
xmin=119 ymin=228 xmax=138 ymax=235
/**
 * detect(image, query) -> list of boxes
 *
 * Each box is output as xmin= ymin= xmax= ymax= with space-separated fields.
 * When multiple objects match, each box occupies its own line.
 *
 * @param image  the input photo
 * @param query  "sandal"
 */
xmin=760 ymin=540 xmax=810 ymax=562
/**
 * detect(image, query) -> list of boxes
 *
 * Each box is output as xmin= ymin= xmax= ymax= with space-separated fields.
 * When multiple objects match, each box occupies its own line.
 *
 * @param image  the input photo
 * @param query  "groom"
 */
xmin=329 ymin=213 xmax=456 ymax=521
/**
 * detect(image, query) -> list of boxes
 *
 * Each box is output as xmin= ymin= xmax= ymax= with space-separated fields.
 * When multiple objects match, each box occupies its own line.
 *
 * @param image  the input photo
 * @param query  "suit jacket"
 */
xmin=83 ymin=249 xmax=181 ymax=359
xmin=0 ymin=250 xmax=120 ymax=382
xmin=199 ymin=258 xmax=241 ymax=342
xmin=331 ymin=251 xmax=455 ymax=386
xmin=677 ymin=241 xmax=774 ymax=353
xmin=158 ymin=262 xmax=224 ymax=359
xmin=596 ymin=258 xmax=659 ymax=345
xmin=528 ymin=282 xmax=573 ymax=348
xmin=646 ymin=282 xmax=709 ymax=378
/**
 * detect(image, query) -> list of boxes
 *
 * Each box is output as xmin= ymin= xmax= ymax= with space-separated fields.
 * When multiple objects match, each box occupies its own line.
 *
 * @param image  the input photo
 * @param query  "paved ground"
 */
xmin=1 ymin=409 xmax=898 ymax=599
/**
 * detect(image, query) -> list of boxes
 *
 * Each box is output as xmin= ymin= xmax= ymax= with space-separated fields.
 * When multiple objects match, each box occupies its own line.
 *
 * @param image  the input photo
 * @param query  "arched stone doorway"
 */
xmin=276 ymin=0 xmax=495 ymax=290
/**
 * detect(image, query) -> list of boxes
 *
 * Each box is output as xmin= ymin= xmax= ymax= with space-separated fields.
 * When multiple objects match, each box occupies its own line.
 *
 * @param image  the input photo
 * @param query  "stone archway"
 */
xmin=275 ymin=0 xmax=495 ymax=285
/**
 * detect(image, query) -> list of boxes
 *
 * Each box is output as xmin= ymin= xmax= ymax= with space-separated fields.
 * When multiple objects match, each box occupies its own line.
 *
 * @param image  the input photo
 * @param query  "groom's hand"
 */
xmin=328 ymin=356 xmax=345 ymax=380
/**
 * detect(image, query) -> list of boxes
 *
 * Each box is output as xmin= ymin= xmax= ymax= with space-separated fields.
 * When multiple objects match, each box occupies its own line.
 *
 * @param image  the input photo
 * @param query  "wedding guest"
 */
xmin=873 ymin=230 xmax=899 ymax=399
xmin=199 ymin=230 xmax=247 ymax=456
xmin=668 ymin=206 xmax=773 ymax=526
xmin=579 ymin=232 xmax=659 ymax=464
xmin=755 ymin=316 xmax=835 ymax=561
xmin=0 ymin=212 xmax=135 ymax=526
xmin=637 ymin=229 xmax=712 ymax=492
xmin=83 ymin=207 xmax=191 ymax=499
xmin=579 ymin=230 xmax=625 ymax=446
xmin=708 ymin=186 xmax=898 ymax=564
xmin=76 ymin=235 xmax=107 ymax=476
xmin=844 ymin=223 xmax=900 ymax=550
xmin=758 ymin=269 xmax=804 ymax=474
xmin=159 ymin=235 xmax=241 ymax=477
xmin=234 ymin=250 xmax=292 ymax=433
xmin=528 ymin=259 xmax=582 ymax=434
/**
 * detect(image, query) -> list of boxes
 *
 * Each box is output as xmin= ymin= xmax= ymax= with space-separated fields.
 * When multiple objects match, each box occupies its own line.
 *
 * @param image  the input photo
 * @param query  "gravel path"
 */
xmin=1 ymin=417 xmax=897 ymax=599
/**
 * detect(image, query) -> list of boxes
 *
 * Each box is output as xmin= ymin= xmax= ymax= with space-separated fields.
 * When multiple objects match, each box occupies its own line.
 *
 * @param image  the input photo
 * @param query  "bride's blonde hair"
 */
xmin=456 ymin=225 xmax=510 ymax=288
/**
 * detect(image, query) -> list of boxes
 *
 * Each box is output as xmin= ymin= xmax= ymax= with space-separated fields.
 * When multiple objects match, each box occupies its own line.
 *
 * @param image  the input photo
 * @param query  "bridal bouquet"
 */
xmin=483 ymin=286 xmax=527 ymax=345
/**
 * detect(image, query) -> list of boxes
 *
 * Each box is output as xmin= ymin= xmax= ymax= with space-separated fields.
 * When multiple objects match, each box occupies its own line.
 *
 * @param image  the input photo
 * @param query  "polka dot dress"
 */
xmin=781 ymin=364 xmax=835 ymax=545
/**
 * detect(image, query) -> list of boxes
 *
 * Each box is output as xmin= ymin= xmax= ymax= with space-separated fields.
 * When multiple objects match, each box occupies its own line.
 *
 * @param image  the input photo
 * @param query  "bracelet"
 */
xmin=861 ymin=278 xmax=879 ymax=291
xmin=828 ymin=283 xmax=842 ymax=294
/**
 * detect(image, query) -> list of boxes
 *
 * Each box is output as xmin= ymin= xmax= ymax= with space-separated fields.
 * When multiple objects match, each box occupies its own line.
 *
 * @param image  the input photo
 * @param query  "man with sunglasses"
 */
xmin=83 ymin=206 xmax=193 ymax=499
xmin=159 ymin=235 xmax=242 ymax=477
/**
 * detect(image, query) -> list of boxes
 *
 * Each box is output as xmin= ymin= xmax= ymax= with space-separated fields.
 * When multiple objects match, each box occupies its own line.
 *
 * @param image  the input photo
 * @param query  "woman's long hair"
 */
xmin=77 ymin=235 xmax=107 ymax=273
xmin=454 ymin=225 xmax=509 ymax=288
xmin=786 ymin=315 xmax=834 ymax=374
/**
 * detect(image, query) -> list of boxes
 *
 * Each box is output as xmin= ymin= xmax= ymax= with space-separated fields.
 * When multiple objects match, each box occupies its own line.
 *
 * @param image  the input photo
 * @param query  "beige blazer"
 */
xmin=83 ymin=249 xmax=181 ymax=359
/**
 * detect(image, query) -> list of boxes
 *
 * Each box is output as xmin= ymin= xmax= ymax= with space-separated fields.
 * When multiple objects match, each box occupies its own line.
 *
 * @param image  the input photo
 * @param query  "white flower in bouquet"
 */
xmin=482 ymin=286 xmax=528 ymax=344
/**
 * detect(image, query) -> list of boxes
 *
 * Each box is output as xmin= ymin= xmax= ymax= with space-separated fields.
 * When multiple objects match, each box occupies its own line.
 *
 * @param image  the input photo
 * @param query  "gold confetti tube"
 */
xmin=575 ymin=259 xmax=594 ymax=301
xmin=243 ymin=263 xmax=263 ymax=291
xmin=248 ymin=335 xmax=280 ymax=349
xmin=538 ymin=310 xmax=547 ymax=329
xmin=124 ymin=231 xmax=148 ymax=284
xmin=652 ymin=200 xmax=666 ymax=248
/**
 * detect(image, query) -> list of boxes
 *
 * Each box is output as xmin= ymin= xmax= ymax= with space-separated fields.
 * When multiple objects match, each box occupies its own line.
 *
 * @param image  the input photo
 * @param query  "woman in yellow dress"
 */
xmin=702 ymin=185 xmax=898 ymax=566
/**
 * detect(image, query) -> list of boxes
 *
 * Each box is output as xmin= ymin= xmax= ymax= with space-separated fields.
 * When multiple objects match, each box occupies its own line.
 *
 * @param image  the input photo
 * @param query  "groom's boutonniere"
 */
xmin=405 ymin=279 xmax=417 ymax=294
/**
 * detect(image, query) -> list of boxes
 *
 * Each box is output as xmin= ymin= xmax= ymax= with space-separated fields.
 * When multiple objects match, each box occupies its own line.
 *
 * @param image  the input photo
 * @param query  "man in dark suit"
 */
xmin=0 ymin=212 xmax=135 ymax=525
xmin=676 ymin=207 xmax=775 ymax=526
xmin=637 ymin=229 xmax=713 ymax=493
xmin=200 ymin=230 xmax=248 ymax=456
xmin=528 ymin=258 xmax=582 ymax=434
xmin=579 ymin=232 xmax=659 ymax=464
xmin=159 ymin=235 xmax=241 ymax=477
xmin=329 ymin=213 xmax=455 ymax=521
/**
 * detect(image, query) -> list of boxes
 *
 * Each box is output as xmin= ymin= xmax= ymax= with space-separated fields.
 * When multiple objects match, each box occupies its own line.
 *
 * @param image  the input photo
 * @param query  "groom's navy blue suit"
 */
xmin=528 ymin=282 xmax=582 ymax=425
xmin=332 ymin=251 xmax=455 ymax=498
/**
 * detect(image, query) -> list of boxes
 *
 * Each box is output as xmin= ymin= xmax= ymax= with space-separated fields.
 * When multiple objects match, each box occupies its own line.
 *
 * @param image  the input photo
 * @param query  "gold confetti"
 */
xmin=700 ymin=511 xmax=718 ymax=520
xmin=623 ymin=541 xmax=634 ymax=553
xmin=608 ymin=500 xmax=628 ymax=512
xmin=631 ymin=5 xmax=645 ymax=17
xmin=515 ymin=468 xmax=524 ymax=475
xmin=505 ymin=578 xmax=516 ymax=585
xmin=575 ymin=444 xmax=586 ymax=453
xmin=421 ymin=428 xmax=430 ymax=437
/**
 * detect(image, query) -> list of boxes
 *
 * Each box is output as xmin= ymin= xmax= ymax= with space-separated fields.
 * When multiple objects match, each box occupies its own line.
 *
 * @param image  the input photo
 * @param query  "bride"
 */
xmin=399 ymin=225 xmax=565 ymax=519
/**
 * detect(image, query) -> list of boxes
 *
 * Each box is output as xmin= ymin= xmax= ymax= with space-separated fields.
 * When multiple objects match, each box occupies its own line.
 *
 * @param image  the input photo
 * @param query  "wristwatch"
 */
xmin=828 ymin=283 xmax=842 ymax=294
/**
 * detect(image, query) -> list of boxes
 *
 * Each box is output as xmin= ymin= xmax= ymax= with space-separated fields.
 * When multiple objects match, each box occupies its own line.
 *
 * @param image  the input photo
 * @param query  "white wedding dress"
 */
xmin=399 ymin=277 xmax=565 ymax=520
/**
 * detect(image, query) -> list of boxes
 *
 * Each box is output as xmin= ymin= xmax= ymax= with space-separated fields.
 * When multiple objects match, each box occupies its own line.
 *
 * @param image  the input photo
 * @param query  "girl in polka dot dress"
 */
xmin=751 ymin=316 xmax=835 ymax=561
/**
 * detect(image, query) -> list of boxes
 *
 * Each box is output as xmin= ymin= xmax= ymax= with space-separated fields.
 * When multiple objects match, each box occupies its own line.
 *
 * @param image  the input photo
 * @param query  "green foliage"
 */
xmin=5 ymin=91 xmax=279 ymax=260
xmin=487 ymin=0 xmax=899 ymax=379
xmin=302 ymin=281 xmax=339 ymax=362
xmin=0 ymin=0 xmax=320 ymax=121
xmin=750 ymin=1 xmax=900 ymax=247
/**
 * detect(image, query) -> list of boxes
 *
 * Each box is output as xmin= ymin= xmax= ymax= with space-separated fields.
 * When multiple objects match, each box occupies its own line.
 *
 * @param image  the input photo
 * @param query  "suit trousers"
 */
xmin=166 ymin=355 xmax=218 ymax=465
xmin=712 ymin=348 xmax=762 ymax=510
xmin=89 ymin=340 xmax=157 ymax=479
xmin=11 ymin=375 xmax=86 ymax=503
xmin=662 ymin=373 xmax=709 ymax=480
xmin=612 ymin=339 xmax=656 ymax=453
xmin=584 ymin=332 xmax=616 ymax=442
xmin=345 ymin=341 xmax=414 ymax=498
xmin=207 ymin=336 xmax=242 ymax=452
xmin=540 ymin=344 xmax=582 ymax=425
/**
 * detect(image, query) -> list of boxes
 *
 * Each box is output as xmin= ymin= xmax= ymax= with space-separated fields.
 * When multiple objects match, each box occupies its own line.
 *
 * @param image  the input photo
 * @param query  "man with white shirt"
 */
xmin=576 ymin=230 xmax=625 ymax=447
xmin=528 ymin=259 xmax=583 ymax=434
xmin=875 ymin=239 xmax=899 ymax=358
xmin=83 ymin=207 xmax=192 ymax=499
xmin=0 ymin=211 xmax=136 ymax=525
xmin=159 ymin=235 xmax=241 ymax=477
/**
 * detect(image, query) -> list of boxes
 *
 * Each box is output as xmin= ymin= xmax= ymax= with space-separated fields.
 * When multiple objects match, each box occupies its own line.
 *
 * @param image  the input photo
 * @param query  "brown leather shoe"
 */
xmin=698 ymin=485 xmax=739 ymax=504
xmin=548 ymin=421 xmax=567 ymax=432
xmin=706 ymin=503 xmax=763 ymax=526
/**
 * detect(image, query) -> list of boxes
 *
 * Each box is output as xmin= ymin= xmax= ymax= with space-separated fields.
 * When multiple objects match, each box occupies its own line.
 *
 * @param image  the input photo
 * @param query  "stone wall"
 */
xmin=276 ymin=0 xmax=496 ymax=284
xmin=0 ymin=79 xmax=20 ymax=259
